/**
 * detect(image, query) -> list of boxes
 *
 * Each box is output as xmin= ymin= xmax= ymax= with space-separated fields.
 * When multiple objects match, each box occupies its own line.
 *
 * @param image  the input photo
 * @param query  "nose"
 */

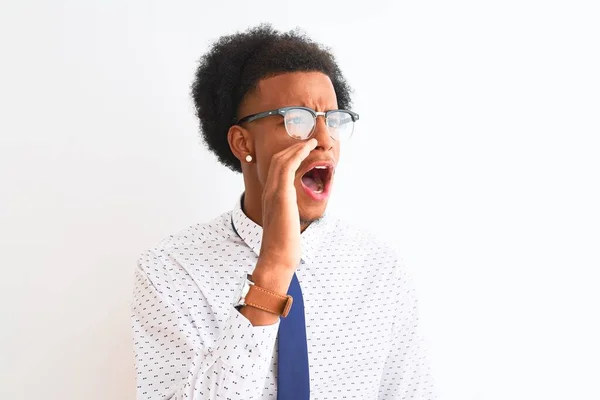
xmin=312 ymin=115 xmax=334 ymax=151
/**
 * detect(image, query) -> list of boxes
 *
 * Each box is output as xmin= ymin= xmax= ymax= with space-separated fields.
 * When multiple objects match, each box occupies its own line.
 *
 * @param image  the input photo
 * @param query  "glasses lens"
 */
xmin=327 ymin=111 xmax=355 ymax=141
xmin=284 ymin=108 xmax=315 ymax=140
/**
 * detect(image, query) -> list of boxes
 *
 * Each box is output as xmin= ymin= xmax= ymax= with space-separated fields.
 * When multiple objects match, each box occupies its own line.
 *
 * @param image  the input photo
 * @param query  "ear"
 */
xmin=227 ymin=124 xmax=254 ymax=163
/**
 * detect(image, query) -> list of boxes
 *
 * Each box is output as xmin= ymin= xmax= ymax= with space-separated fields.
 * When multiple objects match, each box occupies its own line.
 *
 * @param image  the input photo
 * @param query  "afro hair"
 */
xmin=191 ymin=23 xmax=353 ymax=173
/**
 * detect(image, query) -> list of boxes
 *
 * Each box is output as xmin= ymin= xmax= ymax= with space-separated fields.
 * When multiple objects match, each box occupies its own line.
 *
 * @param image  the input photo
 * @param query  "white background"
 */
xmin=1 ymin=1 xmax=599 ymax=399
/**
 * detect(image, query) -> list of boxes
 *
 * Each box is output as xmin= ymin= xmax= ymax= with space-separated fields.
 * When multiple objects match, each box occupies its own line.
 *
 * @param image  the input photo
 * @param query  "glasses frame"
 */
xmin=235 ymin=106 xmax=360 ymax=140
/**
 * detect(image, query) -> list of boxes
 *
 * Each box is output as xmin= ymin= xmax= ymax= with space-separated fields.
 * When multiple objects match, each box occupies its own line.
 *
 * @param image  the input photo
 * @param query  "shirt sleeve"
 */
xmin=377 ymin=258 xmax=437 ymax=399
xmin=131 ymin=252 xmax=279 ymax=400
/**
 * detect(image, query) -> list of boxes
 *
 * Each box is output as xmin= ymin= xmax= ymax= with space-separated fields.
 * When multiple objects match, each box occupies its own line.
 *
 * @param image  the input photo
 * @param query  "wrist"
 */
xmin=252 ymin=262 xmax=295 ymax=295
xmin=238 ymin=267 xmax=295 ymax=326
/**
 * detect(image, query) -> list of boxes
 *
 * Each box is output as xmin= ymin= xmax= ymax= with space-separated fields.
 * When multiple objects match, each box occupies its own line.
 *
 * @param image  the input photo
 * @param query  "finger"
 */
xmin=263 ymin=139 xmax=317 ymax=196
xmin=269 ymin=138 xmax=317 ymax=181
xmin=271 ymin=137 xmax=317 ymax=162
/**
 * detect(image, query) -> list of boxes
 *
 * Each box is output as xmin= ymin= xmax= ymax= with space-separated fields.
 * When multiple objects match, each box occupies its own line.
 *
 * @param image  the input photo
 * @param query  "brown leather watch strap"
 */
xmin=245 ymin=284 xmax=294 ymax=318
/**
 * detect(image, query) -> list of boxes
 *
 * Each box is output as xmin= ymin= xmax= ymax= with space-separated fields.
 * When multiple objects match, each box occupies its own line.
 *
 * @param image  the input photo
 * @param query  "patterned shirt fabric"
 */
xmin=131 ymin=196 xmax=436 ymax=399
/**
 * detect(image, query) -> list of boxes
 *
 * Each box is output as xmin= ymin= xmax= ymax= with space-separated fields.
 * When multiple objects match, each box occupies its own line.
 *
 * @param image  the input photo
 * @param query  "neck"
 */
xmin=241 ymin=185 xmax=263 ymax=227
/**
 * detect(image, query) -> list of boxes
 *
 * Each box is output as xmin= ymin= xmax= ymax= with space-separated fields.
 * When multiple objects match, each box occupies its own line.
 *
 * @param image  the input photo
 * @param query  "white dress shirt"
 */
xmin=132 ymin=196 xmax=435 ymax=399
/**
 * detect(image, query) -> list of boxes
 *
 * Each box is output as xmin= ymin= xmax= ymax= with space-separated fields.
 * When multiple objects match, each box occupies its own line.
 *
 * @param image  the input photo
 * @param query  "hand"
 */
xmin=258 ymin=138 xmax=318 ymax=271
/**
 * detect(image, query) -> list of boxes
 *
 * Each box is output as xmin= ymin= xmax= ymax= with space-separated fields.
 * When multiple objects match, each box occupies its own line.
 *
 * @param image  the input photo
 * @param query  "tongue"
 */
xmin=302 ymin=175 xmax=324 ymax=193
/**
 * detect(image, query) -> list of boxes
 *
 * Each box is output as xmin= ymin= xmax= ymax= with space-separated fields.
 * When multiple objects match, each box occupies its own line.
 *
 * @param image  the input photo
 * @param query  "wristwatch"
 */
xmin=235 ymin=274 xmax=294 ymax=317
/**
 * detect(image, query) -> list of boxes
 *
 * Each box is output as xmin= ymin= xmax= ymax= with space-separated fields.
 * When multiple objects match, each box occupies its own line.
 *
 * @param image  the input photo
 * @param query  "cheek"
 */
xmin=254 ymin=150 xmax=283 ymax=187
xmin=256 ymin=158 xmax=270 ymax=187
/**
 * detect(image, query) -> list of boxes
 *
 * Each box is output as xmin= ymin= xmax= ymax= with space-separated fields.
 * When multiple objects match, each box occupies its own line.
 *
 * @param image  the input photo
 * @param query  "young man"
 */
xmin=132 ymin=24 xmax=435 ymax=399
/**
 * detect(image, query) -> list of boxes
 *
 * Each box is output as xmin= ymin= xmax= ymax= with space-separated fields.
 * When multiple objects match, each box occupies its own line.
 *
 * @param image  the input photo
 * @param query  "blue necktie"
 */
xmin=277 ymin=272 xmax=310 ymax=400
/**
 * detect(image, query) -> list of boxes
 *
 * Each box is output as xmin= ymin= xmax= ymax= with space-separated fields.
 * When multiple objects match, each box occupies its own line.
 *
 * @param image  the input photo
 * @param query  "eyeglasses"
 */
xmin=235 ymin=106 xmax=359 ymax=141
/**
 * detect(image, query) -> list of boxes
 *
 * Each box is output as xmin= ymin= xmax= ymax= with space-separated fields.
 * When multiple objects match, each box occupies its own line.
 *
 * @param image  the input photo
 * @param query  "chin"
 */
xmin=299 ymin=207 xmax=326 ymax=225
xmin=297 ymin=192 xmax=329 ymax=226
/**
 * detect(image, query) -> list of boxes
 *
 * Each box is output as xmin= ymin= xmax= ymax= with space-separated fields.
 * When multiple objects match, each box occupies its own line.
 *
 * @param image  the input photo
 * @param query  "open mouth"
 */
xmin=301 ymin=165 xmax=333 ymax=195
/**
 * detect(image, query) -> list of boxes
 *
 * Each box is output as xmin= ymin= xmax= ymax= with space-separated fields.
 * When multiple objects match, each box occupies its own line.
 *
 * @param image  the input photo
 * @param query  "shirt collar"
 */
xmin=231 ymin=193 xmax=329 ymax=264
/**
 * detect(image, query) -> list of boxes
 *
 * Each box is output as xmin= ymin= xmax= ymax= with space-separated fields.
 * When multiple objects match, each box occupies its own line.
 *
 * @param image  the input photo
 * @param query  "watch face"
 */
xmin=234 ymin=278 xmax=252 ymax=308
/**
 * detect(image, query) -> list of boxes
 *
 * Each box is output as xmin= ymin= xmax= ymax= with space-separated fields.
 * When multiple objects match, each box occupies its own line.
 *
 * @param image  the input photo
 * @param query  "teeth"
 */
xmin=314 ymin=166 xmax=328 ymax=169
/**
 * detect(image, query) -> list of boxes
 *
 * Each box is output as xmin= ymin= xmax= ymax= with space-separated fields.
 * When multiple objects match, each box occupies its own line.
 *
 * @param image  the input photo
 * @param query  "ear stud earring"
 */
xmin=245 ymin=155 xmax=253 ymax=163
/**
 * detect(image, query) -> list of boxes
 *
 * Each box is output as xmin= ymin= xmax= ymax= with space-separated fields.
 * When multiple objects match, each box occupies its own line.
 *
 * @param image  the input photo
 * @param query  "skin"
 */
xmin=226 ymin=71 xmax=341 ymax=325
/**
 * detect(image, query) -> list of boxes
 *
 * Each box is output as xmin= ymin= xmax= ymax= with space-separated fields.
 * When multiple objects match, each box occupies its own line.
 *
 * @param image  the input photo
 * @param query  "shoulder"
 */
xmin=328 ymin=214 xmax=418 ymax=293
xmin=136 ymin=211 xmax=235 ymax=274
xmin=323 ymin=214 xmax=415 ymax=299
xmin=323 ymin=214 xmax=402 ymax=267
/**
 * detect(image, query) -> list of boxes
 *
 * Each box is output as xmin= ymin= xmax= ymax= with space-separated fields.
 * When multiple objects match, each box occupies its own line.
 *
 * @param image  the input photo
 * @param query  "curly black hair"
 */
xmin=191 ymin=23 xmax=353 ymax=173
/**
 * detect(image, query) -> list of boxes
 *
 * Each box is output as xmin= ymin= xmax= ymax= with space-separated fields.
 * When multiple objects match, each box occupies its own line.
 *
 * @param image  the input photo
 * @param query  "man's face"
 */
xmin=238 ymin=71 xmax=340 ymax=223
